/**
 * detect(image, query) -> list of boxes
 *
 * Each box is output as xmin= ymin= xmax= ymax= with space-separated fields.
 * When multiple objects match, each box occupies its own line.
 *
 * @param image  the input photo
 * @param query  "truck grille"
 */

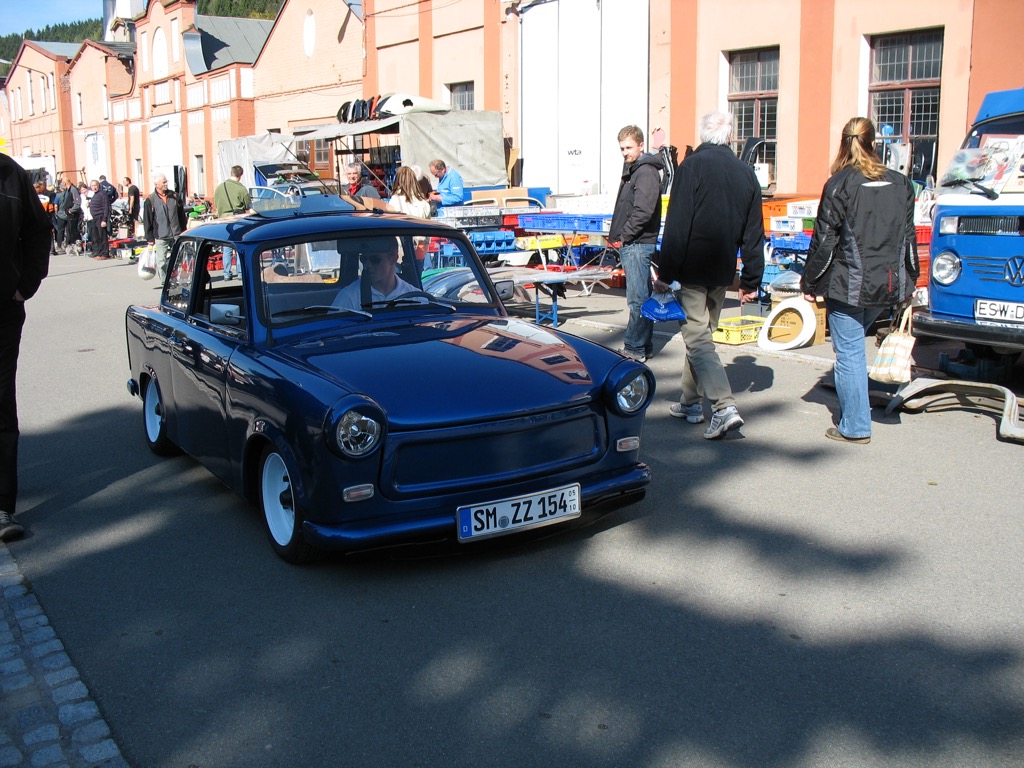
xmin=956 ymin=216 xmax=1024 ymax=235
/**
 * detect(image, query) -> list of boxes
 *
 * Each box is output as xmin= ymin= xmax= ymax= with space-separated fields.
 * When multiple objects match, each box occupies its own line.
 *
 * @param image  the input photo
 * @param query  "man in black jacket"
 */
xmin=607 ymin=125 xmax=663 ymax=362
xmin=0 ymin=154 xmax=50 ymax=541
xmin=143 ymin=174 xmax=188 ymax=283
xmin=656 ymin=111 xmax=764 ymax=439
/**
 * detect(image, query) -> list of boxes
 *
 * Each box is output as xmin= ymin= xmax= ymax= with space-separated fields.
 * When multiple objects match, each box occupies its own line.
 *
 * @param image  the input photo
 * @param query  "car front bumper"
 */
xmin=301 ymin=462 xmax=651 ymax=551
xmin=913 ymin=310 xmax=1024 ymax=351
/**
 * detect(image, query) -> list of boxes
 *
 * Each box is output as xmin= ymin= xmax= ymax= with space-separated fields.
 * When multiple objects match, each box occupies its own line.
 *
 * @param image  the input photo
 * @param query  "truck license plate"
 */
xmin=457 ymin=484 xmax=581 ymax=542
xmin=975 ymin=299 xmax=1024 ymax=325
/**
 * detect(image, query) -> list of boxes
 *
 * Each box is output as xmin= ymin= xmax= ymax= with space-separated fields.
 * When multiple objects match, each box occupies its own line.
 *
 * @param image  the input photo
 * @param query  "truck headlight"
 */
xmin=938 ymin=216 xmax=959 ymax=236
xmin=931 ymin=251 xmax=961 ymax=286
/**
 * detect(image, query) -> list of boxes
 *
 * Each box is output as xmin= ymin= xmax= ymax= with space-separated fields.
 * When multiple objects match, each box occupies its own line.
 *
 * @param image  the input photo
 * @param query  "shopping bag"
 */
xmin=137 ymin=246 xmax=157 ymax=281
xmin=868 ymin=305 xmax=915 ymax=384
xmin=641 ymin=292 xmax=687 ymax=322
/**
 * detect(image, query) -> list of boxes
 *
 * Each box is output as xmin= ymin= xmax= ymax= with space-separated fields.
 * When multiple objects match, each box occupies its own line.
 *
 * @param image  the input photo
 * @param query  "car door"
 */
xmin=165 ymin=239 xmax=244 ymax=482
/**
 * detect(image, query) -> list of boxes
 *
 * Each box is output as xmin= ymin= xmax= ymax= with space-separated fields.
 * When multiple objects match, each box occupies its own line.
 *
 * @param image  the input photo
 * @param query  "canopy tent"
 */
xmin=217 ymin=133 xmax=298 ymax=189
xmin=298 ymin=111 xmax=508 ymax=189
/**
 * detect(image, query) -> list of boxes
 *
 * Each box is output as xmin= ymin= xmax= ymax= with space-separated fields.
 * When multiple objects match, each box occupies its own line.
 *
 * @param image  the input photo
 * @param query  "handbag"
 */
xmin=138 ymin=246 xmax=157 ymax=281
xmin=868 ymin=304 xmax=915 ymax=384
xmin=641 ymin=292 xmax=687 ymax=322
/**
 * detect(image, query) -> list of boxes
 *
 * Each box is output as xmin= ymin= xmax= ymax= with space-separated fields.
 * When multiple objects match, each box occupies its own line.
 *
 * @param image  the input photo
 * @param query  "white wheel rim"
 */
xmin=144 ymin=380 xmax=162 ymax=442
xmin=261 ymin=453 xmax=294 ymax=547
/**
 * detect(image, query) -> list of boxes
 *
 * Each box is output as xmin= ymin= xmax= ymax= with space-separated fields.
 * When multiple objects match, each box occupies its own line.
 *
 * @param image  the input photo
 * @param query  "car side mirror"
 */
xmin=494 ymin=280 xmax=515 ymax=302
xmin=211 ymin=304 xmax=243 ymax=326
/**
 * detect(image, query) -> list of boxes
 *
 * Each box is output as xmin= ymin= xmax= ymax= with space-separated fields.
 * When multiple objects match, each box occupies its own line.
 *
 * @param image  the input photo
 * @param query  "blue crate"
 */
xmin=769 ymin=232 xmax=811 ymax=251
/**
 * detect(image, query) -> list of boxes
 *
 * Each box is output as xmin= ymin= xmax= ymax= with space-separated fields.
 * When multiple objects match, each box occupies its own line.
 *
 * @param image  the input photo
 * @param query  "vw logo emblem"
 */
xmin=1005 ymin=256 xmax=1024 ymax=287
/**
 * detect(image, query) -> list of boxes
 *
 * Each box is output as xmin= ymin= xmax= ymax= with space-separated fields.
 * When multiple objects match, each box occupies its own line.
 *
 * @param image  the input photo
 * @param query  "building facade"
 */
xmin=2 ymin=0 xmax=1022 ymax=200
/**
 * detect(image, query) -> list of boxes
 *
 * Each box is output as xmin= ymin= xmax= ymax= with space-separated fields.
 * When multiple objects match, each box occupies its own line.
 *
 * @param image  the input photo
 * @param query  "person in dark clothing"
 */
xmin=800 ymin=116 xmax=918 ymax=444
xmin=0 ymin=154 xmax=51 ymax=542
xmin=607 ymin=125 xmax=663 ymax=362
xmin=54 ymin=179 xmax=82 ymax=253
xmin=346 ymin=163 xmax=381 ymax=200
xmin=142 ymin=174 xmax=188 ymax=283
xmin=123 ymin=176 xmax=141 ymax=237
xmin=88 ymin=179 xmax=113 ymax=259
xmin=655 ymin=110 xmax=764 ymax=439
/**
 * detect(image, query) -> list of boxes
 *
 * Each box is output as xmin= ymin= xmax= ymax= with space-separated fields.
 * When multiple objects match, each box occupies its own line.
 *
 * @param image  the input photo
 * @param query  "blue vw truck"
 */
xmin=914 ymin=86 xmax=1024 ymax=358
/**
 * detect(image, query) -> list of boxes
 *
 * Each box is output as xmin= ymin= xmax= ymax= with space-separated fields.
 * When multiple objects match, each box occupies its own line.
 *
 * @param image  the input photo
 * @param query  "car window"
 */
xmin=258 ymin=233 xmax=496 ymax=327
xmin=163 ymin=239 xmax=198 ymax=313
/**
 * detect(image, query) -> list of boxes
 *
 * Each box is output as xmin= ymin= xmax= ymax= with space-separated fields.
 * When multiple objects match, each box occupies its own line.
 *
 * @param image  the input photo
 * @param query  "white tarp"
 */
xmin=217 ymin=133 xmax=297 ymax=189
xmin=299 ymin=111 xmax=507 ymax=188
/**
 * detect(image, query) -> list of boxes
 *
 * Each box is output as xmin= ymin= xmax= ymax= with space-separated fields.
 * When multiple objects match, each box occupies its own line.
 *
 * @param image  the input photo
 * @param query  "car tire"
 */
xmin=142 ymin=377 xmax=179 ymax=456
xmin=259 ymin=447 xmax=317 ymax=564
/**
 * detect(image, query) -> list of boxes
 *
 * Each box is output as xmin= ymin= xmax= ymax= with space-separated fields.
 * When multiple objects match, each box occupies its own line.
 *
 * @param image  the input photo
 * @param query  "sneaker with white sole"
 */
xmin=703 ymin=406 xmax=744 ymax=439
xmin=669 ymin=403 xmax=705 ymax=423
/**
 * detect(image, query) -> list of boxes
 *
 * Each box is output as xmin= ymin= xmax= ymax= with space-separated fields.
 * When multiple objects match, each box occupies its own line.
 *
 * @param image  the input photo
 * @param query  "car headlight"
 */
xmin=931 ymin=250 xmax=961 ymax=286
xmin=615 ymin=372 xmax=650 ymax=413
xmin=335 ymin=409 xmax=382 ymax=457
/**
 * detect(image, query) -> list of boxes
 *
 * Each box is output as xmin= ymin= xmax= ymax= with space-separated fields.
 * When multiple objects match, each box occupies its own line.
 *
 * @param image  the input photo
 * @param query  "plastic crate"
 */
xmin=770 ymin=216 xmax=805 ymax=233
xmin=770 ymin=232 xmax=811 ymax=251
xmin=786 ymin=200 xmax=819 ymax=218
xmin=916 ymin=224 xmax=932 ymax=246
xmin=713 ymin=316 xmax=765 ymax=345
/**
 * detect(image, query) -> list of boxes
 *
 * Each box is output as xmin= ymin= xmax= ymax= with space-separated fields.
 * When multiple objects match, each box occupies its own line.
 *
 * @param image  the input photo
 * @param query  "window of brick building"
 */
xmin=448 ymin=81 xmax=474 ymax=111
xmin=869 ymin=29 xmax=943 ymax=180
xmin=728 ymin=47 xmax=778 ymax=184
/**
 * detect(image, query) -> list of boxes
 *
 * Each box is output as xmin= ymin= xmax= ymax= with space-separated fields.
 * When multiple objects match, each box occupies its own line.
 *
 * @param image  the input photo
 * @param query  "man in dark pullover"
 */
xmin=655 ymin=110 xmax=764 ymax=439
xmin=607 ymin=125 xmax=663 ymax=363
xmin=0 ymin=154 xmax=50 ymax=541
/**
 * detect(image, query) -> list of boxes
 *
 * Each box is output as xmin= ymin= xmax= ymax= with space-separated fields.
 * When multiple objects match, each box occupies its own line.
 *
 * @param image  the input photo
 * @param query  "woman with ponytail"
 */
xmin=800 ymin=117 xmax=919 ymax=444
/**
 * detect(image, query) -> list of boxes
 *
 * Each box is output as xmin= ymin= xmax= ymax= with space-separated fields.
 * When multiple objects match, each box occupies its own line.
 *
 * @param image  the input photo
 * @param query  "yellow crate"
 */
xmin=712 ymin=316 xmax=765 ymax=345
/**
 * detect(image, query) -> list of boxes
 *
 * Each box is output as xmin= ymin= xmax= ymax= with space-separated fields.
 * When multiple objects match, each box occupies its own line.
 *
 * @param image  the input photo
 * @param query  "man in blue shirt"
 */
xmin=428 ymin=159 xmax=464 ymax=207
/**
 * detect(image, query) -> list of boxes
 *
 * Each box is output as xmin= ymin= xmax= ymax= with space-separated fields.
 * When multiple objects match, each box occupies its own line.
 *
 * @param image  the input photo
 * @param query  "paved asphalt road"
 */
xmin=5 ymin=253 xmax=1024 ymax=767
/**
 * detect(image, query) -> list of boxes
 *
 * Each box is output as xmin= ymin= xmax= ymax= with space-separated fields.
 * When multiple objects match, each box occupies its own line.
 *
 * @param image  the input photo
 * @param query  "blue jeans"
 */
xmin=826 ymin=299 xmax=883 ymax=439
xmin=620 ymin=242 xmax=655 ymax=355
xmin=223 ymin=247 xmax=240 ymax=278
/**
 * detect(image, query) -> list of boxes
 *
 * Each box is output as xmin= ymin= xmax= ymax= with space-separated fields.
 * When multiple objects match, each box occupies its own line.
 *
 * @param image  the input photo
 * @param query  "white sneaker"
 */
xmin=669 ymin=403 xmax=704 ymax=424
xmin=703 ymin=406 xmax=744 ymax=439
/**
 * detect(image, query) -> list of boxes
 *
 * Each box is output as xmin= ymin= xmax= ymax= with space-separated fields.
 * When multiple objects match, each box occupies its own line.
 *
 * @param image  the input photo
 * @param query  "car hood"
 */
xmin=272 ymin=316 xmax=604 ymax=426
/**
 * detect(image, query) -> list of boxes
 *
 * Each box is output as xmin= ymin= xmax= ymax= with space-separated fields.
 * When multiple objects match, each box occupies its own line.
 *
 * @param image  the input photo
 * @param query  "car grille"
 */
xmin=385 ymin=405 xmax=603 ymax=496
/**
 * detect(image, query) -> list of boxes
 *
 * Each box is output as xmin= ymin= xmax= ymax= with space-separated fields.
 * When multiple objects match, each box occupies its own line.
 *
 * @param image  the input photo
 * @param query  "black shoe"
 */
xmin=0 ymin=511 xmax=24 ymax=542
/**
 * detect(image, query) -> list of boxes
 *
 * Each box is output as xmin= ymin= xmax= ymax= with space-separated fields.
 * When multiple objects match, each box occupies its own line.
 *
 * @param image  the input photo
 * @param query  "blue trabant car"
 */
xmin=126 ymin=196 xmax=653 ymax=562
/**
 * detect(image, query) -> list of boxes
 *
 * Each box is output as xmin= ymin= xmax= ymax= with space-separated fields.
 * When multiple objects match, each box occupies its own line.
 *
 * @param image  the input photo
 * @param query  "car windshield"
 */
xmin=939 ymin=115 xmax=1024 ymax=193
xmin=258 ymin=232 xmax=497 ymax=327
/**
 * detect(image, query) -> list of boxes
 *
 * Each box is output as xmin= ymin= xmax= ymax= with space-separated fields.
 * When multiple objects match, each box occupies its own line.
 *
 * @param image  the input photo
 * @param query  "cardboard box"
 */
xmin=770 ymin=297 xmax=827 ymax=346
xmin=470 ymin=187 xmax=535 ymax=206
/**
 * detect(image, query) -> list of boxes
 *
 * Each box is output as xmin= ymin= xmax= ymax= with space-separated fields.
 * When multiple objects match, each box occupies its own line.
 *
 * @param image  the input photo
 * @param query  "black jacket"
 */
xmin=658 ymin=143 xmax=764 ymax=290
xmin=0 ymin=154 xmax=51 ymax=301
xmin=800 ymin=166 xmax=918 ymax=307
xmin=143 ymin=190 xmax=188 ymax=242
xmin=608 ymin=154 xmax=662 ymax=245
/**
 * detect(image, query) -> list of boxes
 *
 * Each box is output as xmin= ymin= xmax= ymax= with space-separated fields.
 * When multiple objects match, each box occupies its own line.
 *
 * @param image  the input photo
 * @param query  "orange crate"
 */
xmin=916 ymin=252 xmax=930 ymax=288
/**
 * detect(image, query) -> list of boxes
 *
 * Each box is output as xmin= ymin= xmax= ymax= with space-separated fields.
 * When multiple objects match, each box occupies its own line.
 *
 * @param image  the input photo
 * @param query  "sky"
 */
xmin=0 ymin=0 xmax=102 ymax=37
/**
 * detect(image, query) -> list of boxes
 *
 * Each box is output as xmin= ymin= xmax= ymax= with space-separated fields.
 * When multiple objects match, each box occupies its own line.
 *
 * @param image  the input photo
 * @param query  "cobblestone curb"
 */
xmin=0 ymin=545 xmax=129 ymax=768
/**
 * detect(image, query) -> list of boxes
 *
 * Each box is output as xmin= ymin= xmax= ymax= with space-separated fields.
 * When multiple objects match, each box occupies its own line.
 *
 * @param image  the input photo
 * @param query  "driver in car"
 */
xmin=334 ymin=237 xmax=418 ymax=310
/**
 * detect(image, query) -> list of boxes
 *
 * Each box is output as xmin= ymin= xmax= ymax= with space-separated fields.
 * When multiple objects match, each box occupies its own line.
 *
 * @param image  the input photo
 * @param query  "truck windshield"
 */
xmin=939 ymin=114 xmax=1024 ymax=194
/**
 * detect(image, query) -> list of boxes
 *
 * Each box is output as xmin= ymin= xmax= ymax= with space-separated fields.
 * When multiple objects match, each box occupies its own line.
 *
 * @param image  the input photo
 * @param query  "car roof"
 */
xmin=182 ymin=201 xmax=459 ymax=245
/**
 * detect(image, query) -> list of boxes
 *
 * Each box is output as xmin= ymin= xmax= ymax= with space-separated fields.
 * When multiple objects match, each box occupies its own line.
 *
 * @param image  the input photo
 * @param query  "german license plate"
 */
xmin=975 ymin=299 xmax=1024 ymax=325
xmin=457 ymin=483 xmax=581 ymax=542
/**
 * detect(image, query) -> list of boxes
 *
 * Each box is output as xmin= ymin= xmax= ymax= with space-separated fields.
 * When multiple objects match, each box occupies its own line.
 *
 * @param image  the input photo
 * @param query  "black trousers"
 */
xmin=0 ymin=300 xmax=26 ymax=513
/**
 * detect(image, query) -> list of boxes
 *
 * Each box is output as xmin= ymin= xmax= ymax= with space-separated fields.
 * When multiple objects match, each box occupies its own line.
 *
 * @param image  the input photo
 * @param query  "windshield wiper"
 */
xmin=272 ymin=305 xmax=371 ymax=319
xmin=946 ymin=177 xmax=999 ymax=200
xmin=368 ymin=295 xmax=457 ymax=312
